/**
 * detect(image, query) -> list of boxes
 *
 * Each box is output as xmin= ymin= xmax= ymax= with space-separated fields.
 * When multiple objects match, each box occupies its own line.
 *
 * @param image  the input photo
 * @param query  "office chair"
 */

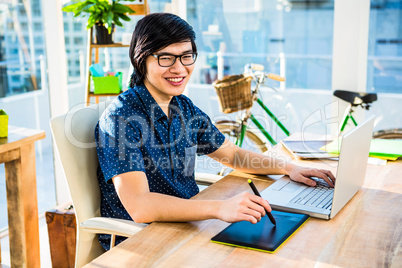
xmin=50 ymin=101 xmax=147 ymax=267
xmin=50 ymin=101 xmax=223 ymax=267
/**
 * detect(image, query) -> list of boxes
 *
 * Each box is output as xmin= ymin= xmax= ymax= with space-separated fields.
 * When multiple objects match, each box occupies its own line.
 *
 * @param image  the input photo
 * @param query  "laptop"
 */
xmin=261 ymin=115 xmax=375 ymax=220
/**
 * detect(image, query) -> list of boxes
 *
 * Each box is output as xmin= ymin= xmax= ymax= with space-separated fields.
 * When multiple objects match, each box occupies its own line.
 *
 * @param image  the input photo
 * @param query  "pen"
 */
xmin=248 ymin=179 xmax=276 ymax=226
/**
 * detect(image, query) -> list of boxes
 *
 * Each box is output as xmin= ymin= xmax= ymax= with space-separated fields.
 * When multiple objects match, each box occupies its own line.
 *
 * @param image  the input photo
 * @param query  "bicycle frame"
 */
xmin=229 ymin=64 xmax=291 ymax=148
xmin=340 ymin=111 xmax=358 ymax=132
xmin=236 ymin=97 xmax=290 ymax=147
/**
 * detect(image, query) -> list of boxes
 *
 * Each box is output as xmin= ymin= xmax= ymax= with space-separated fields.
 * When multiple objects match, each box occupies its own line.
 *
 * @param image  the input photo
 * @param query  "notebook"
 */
xmin=211 ymin=210 xmax=309 ymax=253
xmin=281 ymin=140 xmax=338 ymax=159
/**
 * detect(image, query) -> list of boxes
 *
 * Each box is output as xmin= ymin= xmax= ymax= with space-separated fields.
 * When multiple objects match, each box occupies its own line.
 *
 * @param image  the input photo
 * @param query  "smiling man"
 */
xmin=95 ymin=13 xmax=335 ymax=250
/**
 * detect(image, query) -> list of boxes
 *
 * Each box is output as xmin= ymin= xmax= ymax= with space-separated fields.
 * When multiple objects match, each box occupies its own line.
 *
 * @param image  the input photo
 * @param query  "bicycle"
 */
xmin=334 ymin=89 xmax=402 ymax=139
xmin=212 ymin=64 xmax=402 ymax=158
xmin=212 ymin=63 xmax=291 ymax=154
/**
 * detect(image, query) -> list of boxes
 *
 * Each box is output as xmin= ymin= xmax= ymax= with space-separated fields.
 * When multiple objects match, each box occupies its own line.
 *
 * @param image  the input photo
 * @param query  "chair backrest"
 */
xmin=50 ymin=101 xmax=110 ymax=225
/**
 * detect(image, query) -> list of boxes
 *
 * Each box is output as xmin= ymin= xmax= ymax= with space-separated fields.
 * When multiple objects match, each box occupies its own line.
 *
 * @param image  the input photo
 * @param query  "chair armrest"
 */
xmin=80 ymin=217 xmax=147 ymax=238
xmin=195 ymin=172 xmax=224 ymax=186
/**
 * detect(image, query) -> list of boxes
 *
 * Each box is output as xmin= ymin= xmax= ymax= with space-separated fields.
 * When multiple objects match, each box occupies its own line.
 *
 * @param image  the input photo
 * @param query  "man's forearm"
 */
xmin=230 ymin=148 xmax=294 ymax=175
xmin=126 ymin=192 xmax=220 ymax=223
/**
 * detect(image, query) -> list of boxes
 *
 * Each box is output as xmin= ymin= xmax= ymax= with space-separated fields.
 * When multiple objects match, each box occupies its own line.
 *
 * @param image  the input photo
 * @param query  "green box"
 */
xmin=0 ymin=109 xmax=8 ymax=138
xmin=92 ymin=72 xmax=122 ymax=94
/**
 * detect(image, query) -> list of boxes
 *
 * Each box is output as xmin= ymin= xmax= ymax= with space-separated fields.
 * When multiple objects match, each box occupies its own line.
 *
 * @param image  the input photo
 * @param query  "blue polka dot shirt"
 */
xmin=95 ymin=84 xmax=225 ymax=249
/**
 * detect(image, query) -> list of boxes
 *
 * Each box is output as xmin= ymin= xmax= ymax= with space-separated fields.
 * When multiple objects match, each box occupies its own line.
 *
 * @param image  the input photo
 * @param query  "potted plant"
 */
xmin=62 ymin=0 xmax=138 ymax=44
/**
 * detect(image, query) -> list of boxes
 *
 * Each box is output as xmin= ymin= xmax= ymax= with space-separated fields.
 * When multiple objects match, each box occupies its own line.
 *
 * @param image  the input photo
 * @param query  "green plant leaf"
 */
xmin=112 ymin=13 xmax=122 ymax=27
xmin=61 ymin=2 xmax=82 ymax=12
xmin=106 ymin=11 xmax=113 ymax=26
xmin=118 ymin=14 xmax=131 ymax=22
xmin=62 ymin=0 xmax=135 ymax=30
xmin=112 ymin=3 xmax=131 ymax=14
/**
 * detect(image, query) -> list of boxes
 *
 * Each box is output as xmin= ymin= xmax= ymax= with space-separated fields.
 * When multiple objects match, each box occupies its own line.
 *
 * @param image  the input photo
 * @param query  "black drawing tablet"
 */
xmin=211 ymin=210 xmax=309 ymax=253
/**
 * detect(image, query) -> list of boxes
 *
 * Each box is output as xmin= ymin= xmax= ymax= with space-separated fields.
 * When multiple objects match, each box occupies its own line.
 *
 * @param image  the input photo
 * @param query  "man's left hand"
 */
xmin=287 ymin=164 xmax=336 ymax=187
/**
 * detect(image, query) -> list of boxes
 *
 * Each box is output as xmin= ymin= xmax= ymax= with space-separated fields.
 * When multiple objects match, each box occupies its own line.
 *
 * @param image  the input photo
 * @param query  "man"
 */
xmin=95 ymin=13 xmax=335 ymax=249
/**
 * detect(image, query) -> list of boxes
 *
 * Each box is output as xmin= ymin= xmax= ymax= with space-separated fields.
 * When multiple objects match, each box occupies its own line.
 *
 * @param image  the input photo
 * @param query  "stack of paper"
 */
xmin=322 ymin=138 xmax=402 ymax=160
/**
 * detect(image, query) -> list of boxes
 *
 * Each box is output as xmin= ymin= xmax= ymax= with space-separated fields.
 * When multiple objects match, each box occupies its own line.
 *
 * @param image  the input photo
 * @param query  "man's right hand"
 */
xmin=217 ymin=192 xmax=272 ymax=224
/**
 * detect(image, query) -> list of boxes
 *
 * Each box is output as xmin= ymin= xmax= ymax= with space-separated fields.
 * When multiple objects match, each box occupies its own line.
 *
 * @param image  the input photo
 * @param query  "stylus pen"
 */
xmin=248 ymin=179 xmax=276 ymax=226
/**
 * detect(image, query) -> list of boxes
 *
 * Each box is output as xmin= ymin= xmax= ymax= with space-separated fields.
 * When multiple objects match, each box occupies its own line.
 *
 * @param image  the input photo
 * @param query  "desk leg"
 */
xmin=5 ymin=143 xmax=40 ymax=268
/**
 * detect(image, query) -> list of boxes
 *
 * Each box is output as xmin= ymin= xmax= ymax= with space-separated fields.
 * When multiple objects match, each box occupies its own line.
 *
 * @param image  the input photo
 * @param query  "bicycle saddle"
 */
xmin=333 ymin=90 xmax=377 ymax=106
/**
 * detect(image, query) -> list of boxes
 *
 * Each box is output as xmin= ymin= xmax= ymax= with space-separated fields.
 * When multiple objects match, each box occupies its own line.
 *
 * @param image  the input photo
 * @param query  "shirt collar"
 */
xmin=169 ymin=96 xmax=183 ymax=118
xmin=133 ymin=84 xmax=183 ymax=122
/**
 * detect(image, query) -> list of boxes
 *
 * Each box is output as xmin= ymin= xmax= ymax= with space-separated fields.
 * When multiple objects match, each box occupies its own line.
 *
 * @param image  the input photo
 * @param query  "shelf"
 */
xmin=91 ymin=43 xmax=130 ymax=48
xmin=88 ymin=92 xmax=124 ymax=98
xmin=84 ymin=1 xmax=149 ymax=106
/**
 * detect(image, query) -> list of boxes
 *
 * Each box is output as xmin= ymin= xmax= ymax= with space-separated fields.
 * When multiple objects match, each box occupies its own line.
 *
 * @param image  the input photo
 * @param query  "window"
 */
xmin=367 ymin=1 xmax=402 ymax=93
xmin=74 ymin=37 xmax=83 ymax=45
xmin=9 ymin=48 xmax=18 ymax=54
xmin=64 ymin=22 xmax=69 ymax=31
xmin=34 ymin=23 xmax=42 ymax=31
xmin=20 ymin=22 xmax=28 ymax=31
xmin=74 ymin=22 xmax=83 ymax=31
xmin=0 ymin=0 xmax=55 ymax=232
xmin=34 ymin=36 xmax=43 ymax=44
xmin=19 ymin=7 xmax=26 ymax=16
xmin=32 ymin=0 xmax=41 ymax=16
xmin=187 ymin=0 xmax=335 ymax=89
xmin=11 ymin=75 xmax=20 ymax=82
xmin=65 ymin=37 xmax=70 ymax=45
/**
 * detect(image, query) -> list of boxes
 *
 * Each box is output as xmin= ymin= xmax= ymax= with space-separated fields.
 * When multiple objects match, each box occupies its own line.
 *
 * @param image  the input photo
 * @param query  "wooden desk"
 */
xmin=0 ymin=126 xmax=45 ymax=267
xmin=85 ymin=146 xmax=402 ymax=267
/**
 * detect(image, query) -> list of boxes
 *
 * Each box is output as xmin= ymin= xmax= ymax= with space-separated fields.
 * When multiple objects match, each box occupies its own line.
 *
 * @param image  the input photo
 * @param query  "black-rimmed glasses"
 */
xmin=151 ymin=52 xmax=198 ymax=67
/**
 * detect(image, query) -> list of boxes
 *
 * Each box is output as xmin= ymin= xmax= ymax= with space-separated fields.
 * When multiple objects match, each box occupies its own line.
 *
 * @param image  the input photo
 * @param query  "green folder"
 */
xmin=211 ymin=211 xmax=309 ymax=253
xmin=322 ymin=138 xmax=402 ymax=160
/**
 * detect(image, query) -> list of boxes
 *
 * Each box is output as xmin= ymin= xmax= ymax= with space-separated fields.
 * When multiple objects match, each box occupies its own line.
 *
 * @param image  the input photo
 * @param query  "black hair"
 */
xmin=129 ymin=13 xmax=197 ymax=87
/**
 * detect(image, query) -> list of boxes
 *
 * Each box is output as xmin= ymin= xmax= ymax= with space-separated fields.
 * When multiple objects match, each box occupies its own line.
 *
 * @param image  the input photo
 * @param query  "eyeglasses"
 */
xmin=151 ymin=52 xmax=198 ymax=67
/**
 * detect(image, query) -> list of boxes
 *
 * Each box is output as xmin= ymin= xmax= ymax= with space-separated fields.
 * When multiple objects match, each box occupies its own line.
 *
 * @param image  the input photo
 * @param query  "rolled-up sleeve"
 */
xmin=191 ymin=106 xmax=225 ymax=155
xmin=95 ymin=113 xmax=146 ymax=184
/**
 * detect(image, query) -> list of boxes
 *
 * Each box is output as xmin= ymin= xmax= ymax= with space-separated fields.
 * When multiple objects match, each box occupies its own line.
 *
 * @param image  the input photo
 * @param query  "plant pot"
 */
xmin=94 ymin=23 xmax=115 ymax=44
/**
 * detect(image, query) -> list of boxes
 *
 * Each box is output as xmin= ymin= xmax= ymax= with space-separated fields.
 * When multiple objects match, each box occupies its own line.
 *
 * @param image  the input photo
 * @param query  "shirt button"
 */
xmin=175 ymin=179 xmax=178 ymax=183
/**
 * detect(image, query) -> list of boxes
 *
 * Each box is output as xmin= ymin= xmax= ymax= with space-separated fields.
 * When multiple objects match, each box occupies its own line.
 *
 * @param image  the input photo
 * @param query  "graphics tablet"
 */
xmin=211 ymin=210 xmax=309 ymax=253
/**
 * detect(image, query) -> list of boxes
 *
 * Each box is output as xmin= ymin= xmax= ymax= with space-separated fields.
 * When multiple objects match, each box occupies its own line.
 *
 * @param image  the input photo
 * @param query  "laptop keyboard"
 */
xmin=290 ymin=179 xmax=334 ymax=209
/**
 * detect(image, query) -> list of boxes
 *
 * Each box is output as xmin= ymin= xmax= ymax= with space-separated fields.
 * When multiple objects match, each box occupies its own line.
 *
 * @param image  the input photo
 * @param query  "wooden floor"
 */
xmin=0 ymin=215 xmax=52 ymax=268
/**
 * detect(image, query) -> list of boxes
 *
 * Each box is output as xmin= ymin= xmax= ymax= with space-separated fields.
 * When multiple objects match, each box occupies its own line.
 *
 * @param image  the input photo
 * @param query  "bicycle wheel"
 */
xmin=213 ymin=121 xmax=269 ymax=176
xmin=215 ymin=120 xmax=269 ymax=153
xmin=195 ymin=121 xmax=269 ymax=177
xmin=373 ymin=128 xmax=402 ymax=139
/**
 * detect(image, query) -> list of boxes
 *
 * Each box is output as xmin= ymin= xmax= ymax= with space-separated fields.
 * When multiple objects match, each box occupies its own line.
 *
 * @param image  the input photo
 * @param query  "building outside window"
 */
xmin=73 ymin=22 xmax=82 ymax=31
xmin=367 ymin=0 xmax=402 ymax=93
xmin=34 ymin=22 xmax=42 ymax=31
xmin=187 ymin=0 xmax=335 ymax=89
xmin=0 ymin=0 xmax=55 ymax=231
xmin=73 ymin=36 xmax=83 ymax=45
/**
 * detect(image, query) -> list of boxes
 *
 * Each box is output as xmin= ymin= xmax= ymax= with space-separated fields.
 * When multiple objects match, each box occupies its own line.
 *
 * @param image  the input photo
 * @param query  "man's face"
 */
xmin=144 ymin=41 xmax=195 ymax=104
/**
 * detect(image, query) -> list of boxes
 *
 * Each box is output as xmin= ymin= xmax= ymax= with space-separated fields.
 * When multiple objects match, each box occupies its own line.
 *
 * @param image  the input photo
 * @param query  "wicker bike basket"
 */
xmin=213 ymin=74 xmax=253 ymax=114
